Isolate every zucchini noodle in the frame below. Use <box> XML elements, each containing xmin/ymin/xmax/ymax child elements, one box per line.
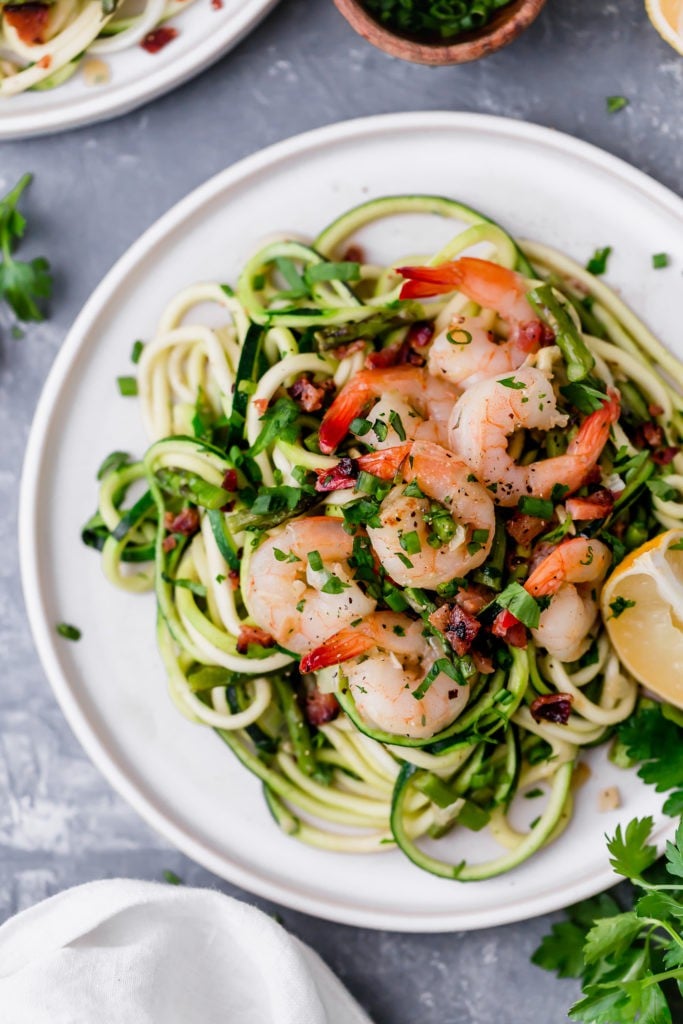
<box><xmin>0</xmin><ymin>0</ymin><xmax>194</xmax><ymax>96</ymax></box>
<box><xmin>83</xmin><ymin>195</ymin><xmax>683</xmax><ymax>882</ymax></box>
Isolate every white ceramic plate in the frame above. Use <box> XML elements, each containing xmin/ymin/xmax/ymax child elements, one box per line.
<box><xmin>0</xmin><ymin>0</ymin><xmax>278</xmax><ymax>139</ymax></box>
<box><xmin>20</xmin><ymin>113</ymin><xmax>683</xmax><ymax>931</ymax></box>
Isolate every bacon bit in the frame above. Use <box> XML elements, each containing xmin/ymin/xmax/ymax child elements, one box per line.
<box><xmin>331</xmin><ymin>339</ymin><xmax>366</xmax><ymax>361</ymax></box>
<box><xmin>455</xmin><ymin>584</ymin><xmax>493</xmax><ymax>617</ymax></box>
<box><xmin>3</xmin><ymin>3</ymin><xmax>49</xmax><ymax>45</ymax></box>
<box><xmin>236</xmin><ymin>624</ymin><xmax>275</xmax><ymax>654</ymax></box>
<box><xmin>365</xmin><ymin>342</ymin><xmax>401</xmax><ymax>370</ymax></box>
<box><xmin>429</xmin><ymin>603</ymin><xmax>481</xmax><ymax>656</ymax></box>
<box><xmin>343</xmin><ymin>244</ymin><xmax>365</xmax><ymax>264</ymax></box>
<box><xmin>653</xmin><ymin>446</ymin><xmax>678</xmax><ymax>465</ymax></box>
<box><xmin>638</xmin><ymin>421</ymin><xmax>665</xmax><ymax>449</ymax></box>
<box><xmin>491</xmin><ymin>609</ymin><xmax>527</xmax><ymax>649</ymax></box>
<box><xmin>315</xmin><ymin>456</ymin><xmax>358</xmax><ymax>492</ymax></box>
<box><xmin>514</xmin><ymin>320</ymin><xmax>555</xmax><ymax>349</ymax></box>
<box><xmin>228</xmin><ymin>569</ymin><xmax>240</xmax><ymax>591</ymax></box>
<box><xmin>304</xmin><ymin>685</ymin><xmax>339</xmax><ymax>726</ymax></box>
<box><xmin>530</xmin><ymin>693</ymin><xmax>574</xmax><ymax>725</ymax></box>
<box><xmin>211</xmin><ymin>0</ymin><xmax>223</xmax><ymax>8</ymax></box>
<box><xmin>37</xmin><ymin>54</ymin><xmax>51</xmax><ymax>69</ymax></box>
<box><xmin>252</xmin><ymin>397</ymin><xmax>268</xmax><ymax>415</ymax></box>
<box><xmin>506</xmin><ymin>512</ymin><xmax>550</xmax><ymax>547</ymax></box>
<box><xmin>472</xmin><ymin>650</ymin><xmax>495</xmax><ymax>675</ymax></box>
<box><xmin>162</xmin><ymin>535</ymin><xmax>177</xmax><ymax>553</ymax></box>
<box><xmin>222</xmin><ymin>468</ymin><xmax>238</xmax><ymax>492</ymax></box>
<box><xmin>288</xmin><ymin>374</ymin><xmax>335</xmax><ymax>413</ymax></box>
<box><xmin>565</xmin><ymin>488</ymin><xmax>614</xmax><ymax>521</ymax></box>
<box><xmin>141</xmin><ymin>25</ymin><xmax>178</xmax><ymax>52</ymax></box>
<box><xmin>164</xmin><ymin>508</ymin><xmax>200</xmax><ymax>536</ymax></box>
<box><xmin>648</xmin><ymin>403</ymin><xmax>664</xmax><ymax>418</ymax></box>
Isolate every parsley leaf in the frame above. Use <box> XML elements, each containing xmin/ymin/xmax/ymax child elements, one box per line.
<box><xmin>0</xmin><ymin>173</ymin><xmax>52</xmax><ymax>323</ymax></box>
<box><xmin>607</xmin><ymin>817</ymin><xmax>658</xmax><ymax>879</ymax></box>
<box><xmin>248</xmin><ymin>397</ymin><xmax>300</xmax><ymax>456</ymax></box>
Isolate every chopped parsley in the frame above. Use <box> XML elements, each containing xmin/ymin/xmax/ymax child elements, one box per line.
<box><xmin>586</xmin><ymin>246</ymin><xmax>612</xmax><ymax>275</ymax></box>
<box><xmin>608</xmin><ymin>596</ymin><xmax>636</xmax><ymax>618</ymax></box>
<box><xmin>606</xmin><ymin>95</ymin><xmax>629</xmax><ymax>114</ymax></box>
<box><xmin>56</xmin><ymin>622</ymin><xmax>81</xmax><ymax>641</ymax></box>
<box><xmin>652</xmin><ymin>252</ymin><xmax>670</xmax><ymax>269</ymax></box>
<box><xmin>498</xmin><ymin>377</ymin><xmax>526</xmax><ymax>390</ymax></box>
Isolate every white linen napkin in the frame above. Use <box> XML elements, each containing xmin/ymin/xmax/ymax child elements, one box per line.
<box><xmin>0</xmin><ymin>879</ymin><xmax>373</xmax><ymax>1024</ymax></box>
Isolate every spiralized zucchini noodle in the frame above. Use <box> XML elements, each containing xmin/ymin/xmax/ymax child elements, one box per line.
<box><xmin>0</xmin><ymin>0</ymin><xmax>192</xmax><ymax>95</ymax></box>
<box><xmin>83</xmin><ymin>195</ymin><xmax>683</xmax><ymax>881</ymax></box>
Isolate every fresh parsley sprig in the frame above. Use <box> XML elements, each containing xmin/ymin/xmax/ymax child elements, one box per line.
<box><xmin>534</xmin><ymin>817</ymin><xmax>683</xmax><ymax>1023</ymax></box>
<box><xmin>0</xmin><ymin>173</ymin><xmax>52</xmax><ymax>323</ymax></box>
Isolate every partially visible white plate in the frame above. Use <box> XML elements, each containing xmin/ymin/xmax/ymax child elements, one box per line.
<box><xmin>19</xmin><ymin>113</ymin><xmax>683</xmax><ymax>931</ymax></box>
<box><xmin>0</xmin><ymin>0</ymin><xmax>279</xmax><ymax>139</ymax></box>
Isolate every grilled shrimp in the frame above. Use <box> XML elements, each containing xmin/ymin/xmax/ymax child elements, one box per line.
<box><xmin>245</xmin><ymin>517</ymin><xmax>376</xmax><ymax>654</ymax></box>
<box><xmin>399</xmin><ymin>257</ymin><xmax>546</xmax><ymax>388</ymax></box>
<box><xmin>449</xmin><ymin>366</ymin><xmax>619</xmax><ymax>507</ymax></box>
<box><xmin>364</xmin><ymin>440</ymin><xmax>496</xmax><ymax>588</ymax></box>
<box><xmin>525</xmin><ymin>537</ymin><xmax>612</xmax><ymax>661</ymax></box>
<box><xmin>318</xmin><ymin>366</ymin><xmax>459</xmax><ymax>454</ymax></box>
<box><xmin>301</xmin><ymin>612</ymin><xmax>469</xmax><ymax>739</ymax></box>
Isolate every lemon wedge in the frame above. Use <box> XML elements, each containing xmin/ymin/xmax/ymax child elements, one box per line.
<box><xmin>646</xmin><ymin>0</ymin><xmax>683</xmax><ymax>55</ymax></box>
<box><xmin>601</xmin><ymin>529</ymin><xmax>683</xmax><ymax>707</ymax></box>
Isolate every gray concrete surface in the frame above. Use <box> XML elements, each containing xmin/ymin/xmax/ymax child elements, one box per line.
<box><xmin>1</xmin><ymin>0</ymin><xmax>682</xmax><ymax>1020</ymax></box>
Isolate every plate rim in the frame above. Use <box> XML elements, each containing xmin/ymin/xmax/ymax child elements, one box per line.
<box><xmin>0</xmin><ymin>0</ymin><xmax>280</xmax><ymax>140</ymax></box>
<box><xmin>19</xmin><ymin>111</ymin><xmax>683</xmax><ymax>931</ymax></box>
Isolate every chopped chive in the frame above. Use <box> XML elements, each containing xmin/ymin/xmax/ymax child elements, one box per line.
<box><xmin>130</xmin><ymin>340</ymin><xmax>144</xmax><ymax>364</ymax></box>
<box><xmin>586</xmin><ymin>246</ymin><xmax>612</xmax><ymax>276</ymax></box>
<box><xmin>56</xmin><ymin>622</ymin><xmax>81</xmax><ymax>641</ymax></box>
<box><xmin>117</xmin><ymin>375</ymin><xmax>138</xmax><ymax>396</ymax></box>
<box><xmin>606</xmin><ymin>96</ymin><xmax>628</xmax><ymax>114</ymax></box>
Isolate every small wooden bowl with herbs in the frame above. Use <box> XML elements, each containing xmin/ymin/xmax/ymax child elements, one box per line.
<box><xmin>334</xmin><ymin>0</ymin><xmax>548</xmax><ymax>66</ymax></box>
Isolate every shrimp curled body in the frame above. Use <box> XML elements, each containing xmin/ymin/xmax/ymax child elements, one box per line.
<box><xmin>449</xmin><ymin>366</ymin><xmax>619</xmax><ymax>507</ymax></box>
<box><xmin>525</xmin><ymin>537</ymin><xmax>612</xmax><ymax>661</ymax></box>
<box><xmin>366</xmin><ymin>440</ymin><xmax>496</xmax><ymax>589</ymax></box>
<box><xmin>301</xmin><ymin>612</ymin><xmax>469</xmax><ymax>740</ymax></box>
<box><xmin>245</xmin><ymin>517</ymin><xmax>376</xmax><ymax>655</ymax></box>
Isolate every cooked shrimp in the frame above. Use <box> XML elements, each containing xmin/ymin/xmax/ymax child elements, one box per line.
<box><xmin>318</xmin><ymin>366</ymin><xmax>459</xmax><ymax>455</ymax></box>
<box><xmin>300</xmin><ymin>612</ymin><xmax>469</xmax><ymax>739</ymax></box>
<box><xmin>245</xmin><ymin>516</ymin><xmax>376</xmax><ymax>654</ymax></box>
<box><xmin>364</xmin><ymin>440</ymin><xmax>496</xmax><ymax>588</ymax></box>
<box><xmin>449</xmin><ymin>366</ymin><xmax>619</xmax><ymax>507</ymax></box>
<box><xmin>398</xmin><ymin>258</ymin><xmax>545</xmax><ymax>389</ymax></box>
<box><xmin>525</xmin><ymin>538</ymin><xmax>611</xmax><ymax>661</ymax></box>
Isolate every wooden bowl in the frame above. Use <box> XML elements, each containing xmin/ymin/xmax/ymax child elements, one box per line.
<box><xmin>333</xmin><ymin>0</ymin><xmax>548</xmax><ymax>66</ymax></box>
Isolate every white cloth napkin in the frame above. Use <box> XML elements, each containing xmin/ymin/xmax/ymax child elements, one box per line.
<box><xmin>0</xmin><ymin>879</ymin><xmax>373</xmax><ymax>1024</ymax></box>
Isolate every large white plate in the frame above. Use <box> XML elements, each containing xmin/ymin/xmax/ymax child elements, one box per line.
<box><xmin>0</xmin><ymin>0</ymin><xmax>278</xmax><ymax>139</ymax></box>
<box><xmin>20</xmin><ymin>113</ymin><xmax>683</xmax><ymax>931</ymax></box>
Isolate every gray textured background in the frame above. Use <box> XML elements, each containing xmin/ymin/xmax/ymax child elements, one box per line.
<box><xmin>1</xmin><ymin>1</ymin><xmax>682</xmax><ymax>1020</ymax></box>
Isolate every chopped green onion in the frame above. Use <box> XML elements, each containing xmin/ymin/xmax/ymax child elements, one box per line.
<box><xmin>117</xmin><ymin>376</ymin><xmax>138</xmax><ymax>396</ymax></box>
<box><xmin>56</xmin><ymin>622</ymin><xmax>81</xmax><ymax>641</ymax></box>
<box><xmin>518</xmin><ymin>496</ymin><xmax>553</xmax><ymax>519</ymax></box>
<box><xmin>652</xmin><ymin>252</ymin><xmax>670</xmax><ymax>269</ymax></box>
<box><xmin>162</xmin><ymin>869</ymin><xmax>183</xmax><ymax>885</ymax></box>
<box><xmin>586</xmin><ymin>246</ymin><xmax>612</xmax><ymax>275</ymax></box>
<box><xmin>606</xmin><ymin>96</ymin><xmax>628</xmax><ymax>114</ymax></box>
<box><xmin>400</xmin><ymin>530</ymin><xmax>421</xmax><ymax>555</ymax></box>
<box><xmin>130</xmin><ymin>340</ymin><xmax>144</xmax><ymax>364</ymax></box>
<box><xmin>446</xmin><ymin>328</ymin><xmax>472</xmax><ymax>345</ymax></box>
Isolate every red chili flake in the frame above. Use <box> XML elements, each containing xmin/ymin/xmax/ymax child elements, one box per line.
<box><xmin>314</xmin><ymin>456</ymin><xmax>358</xmax><ymax>492</ymax></box>
<box><xmin>565</xmin><ymin>488</ymin><xmax>614</xmax><ymax>521</ymax></box>
<box><xmin>304</xmin><ymin>685</ymin><xmax>339</xmax><ymax>726</ymax></box>
<box><xmin>165</xmin><ymin>508</ymin><xmax>200</xmax><ymax>536</ymax></box>
<box><xmin>530</xmin><ymin>693</ymin><xmax>574</xmax><ymax>725</ymax></box>
<box><xmin>141</xmin><ymin>26</ymin><xmax>178</xmax><ymax>52</ymax></box>
<box><xmin>429</xmin><ymin>603</ymin><xmax>481</xmax><ymax>656</ymax></box>
<box><xmin>221</xmin><ymin>469</ymin><xmax>238</xmax><ymax>492</ymax></box>
<box><xmin>252</xmin><ymin>397</ymin><xmax>268</xmax><ymax>415</ymax></box>
<box><xmin>236</xmin><ymin>624</ymin><xmax>275</xmax><ymax>654</ymax></box>
<box><xmin>648</xmin><ymin>403</ymin><xmax>664</xmax><ymax>418</ymax></box>
<box><xmin>653</xmin><ymin>446</ymin><xmax>678</xmax><ymax>465</ymax></box>
<box><xmin>288</xmin><ymin>374</ymin><xmax>335</xmax><ymax>413</ymax></box>
<box><xmin>506</xmin><ymin>512</ymin><xmax>550</xmax><ymax>547</ymax></box>
<box><xmin>343</xmin><ymin>244</ymin><xmax>365</xmax><ymax>264</ymax></box>
<box><xmin>491</xmin><ymin>609</ymin><xmax>527</xmax><ymax>649</ymax></box>
<box><xmin>162</xmin><ymin>535</ymin><xmax>177</xmax><ymax>553</ymax></box>
<box><xmin>3</xmin><ymin>3</ymin><xmax>50</xmax><ymax>44</ymax></box>
<box><xmin>37</xmin><ymin>54</ymin><xmax>51</xmax><ymax>69</ymax></box>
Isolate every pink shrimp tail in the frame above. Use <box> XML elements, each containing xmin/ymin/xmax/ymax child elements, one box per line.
<box><xmin>318</xmin><ymin>379</ymin><xmax>371</xmax><ymax>454</ymax></box>
<box><xmin>300</xmin><ymin>629</ymin><xmax>375</xmax><ymax>673</ymax></box>
<box><xmin>356</xmin><ymin>443</ymin><xmax>412</xmax><ymax>480</ymax></box>
<box><xmin>524</xmin><ymin>539</ymin><xmax>574</xmax><ymax>597</ymax></box>
<box><xmin>569</xmin><ymin>390</ymin><xmax>620</xmax><ymax>458</ymax></box>
<box><xmin>398</xmin><ymin>261</ymin><xmax>466</xmax><ymax>300</ymax></box>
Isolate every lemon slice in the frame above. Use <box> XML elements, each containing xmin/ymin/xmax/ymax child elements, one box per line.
<box><xmin>601</xmin><ymin>529</ymin><xmax>683</xmax><ymax>707</ymax></box>
<box><xmin>646</xmin><ymin>0</ymin><xmax>683</xmax><ymax>55</ymax></box>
